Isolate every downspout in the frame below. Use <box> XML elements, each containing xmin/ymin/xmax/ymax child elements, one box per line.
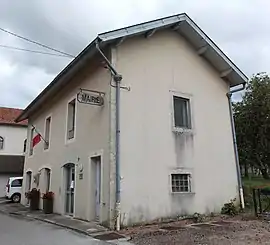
<box><xmin>95</xmin><ymin>41</ymin><xmax>122</xmax><ymax>231</ymax></box>
<box><xmin>227</xmin><ymin>83</ymin><xmax>246</xmax><ymax>209</ymax></box>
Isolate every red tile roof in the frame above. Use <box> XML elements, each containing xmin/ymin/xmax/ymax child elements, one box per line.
<box><xmin>0</xmin><ymin>107</ymin><xmax>28</xmax><ymax>126</ymax></box>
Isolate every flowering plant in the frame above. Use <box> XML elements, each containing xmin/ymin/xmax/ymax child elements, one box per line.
<box><xmin>25</xmin><ymin>188</ymin><xmax>40</xmax><ymax>199</ymax></box>
<box><xmin>42</xmin><ymin>191</ymin><xmax>54</xmax><ymax>200</ymax></box>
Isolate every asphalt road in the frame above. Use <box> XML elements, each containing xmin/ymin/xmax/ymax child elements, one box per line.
<box><xmin>0</xmin><ymin>213</ymin><xmax>109</xmax><ymax>245</ymax></box>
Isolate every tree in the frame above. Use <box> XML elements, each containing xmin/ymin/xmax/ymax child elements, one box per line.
<box><xmin>234</xmin><ymin>73</ymin><xmax>270</xmax><ymax>179</ymax></box>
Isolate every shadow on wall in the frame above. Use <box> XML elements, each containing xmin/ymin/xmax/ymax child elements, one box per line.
<box><xmin>0</xmin><ymin>155</ymin><xmax>24</xmax><ymax>174</ymax></box>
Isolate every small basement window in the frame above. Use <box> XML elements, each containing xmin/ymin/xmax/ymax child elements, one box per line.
<box><xmin>171</xmin><ymin>173</ymin><xmax>191</xmax><ymax>193</ymax></box>
<box><xmin>173</xmin><ymin>96</ymin><xmax>191</xmax><ymax>129</ymax></box>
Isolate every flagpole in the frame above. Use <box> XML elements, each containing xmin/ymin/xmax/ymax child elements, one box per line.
<box><xmin>31</xmin><ymin>125</ymin><xmax>48</xmax><ymax>145</ymax></box>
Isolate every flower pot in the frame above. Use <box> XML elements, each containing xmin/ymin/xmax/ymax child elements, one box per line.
<box><xmin>28</xmin><ymin>189</ymin><xmax>40</xmax><ymax>211</ymax></box>
<box><xmin>43</xmin><ymin>199</ymin><xmax>53</xmax><ymax>214</ymax></box>
<box><xmin>30</xmin><ymin>197</ymin><xmax>39</xmax><ymax>210</ymax></box>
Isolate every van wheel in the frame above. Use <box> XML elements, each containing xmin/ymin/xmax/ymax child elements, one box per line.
<box><xmin>11</xmin><ymin>193</ymin><xmax>21</xmax><ymax>203</ymax></box>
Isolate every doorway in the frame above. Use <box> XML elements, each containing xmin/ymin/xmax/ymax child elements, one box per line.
<box><xmin>25</xmin><ymin>171</ymin><xmax>32</xmax><ymax>205</ymax></box>
<box><xmin>91</xmin><ymin>156</ymin><xmax>101</xmax><ymax>221</ymax></box>
<box><xmin>64</xmin><ymin>163</ymin><xmax>75</xmax><ymax>215</ymax></box>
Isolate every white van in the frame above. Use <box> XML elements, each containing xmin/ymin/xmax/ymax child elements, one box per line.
<box><xmin>5</xmin><ymin>177</ymin><xmax>23</xmax><ymax>203</ymax></box>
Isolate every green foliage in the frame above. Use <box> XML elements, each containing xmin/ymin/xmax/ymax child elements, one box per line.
<box><xmin>221</xmin><ymin>199</ymin><xmax>238</xmax><ymax>215</ymax></box>
<box><xmin>192</xmin><ymin>212</ymin><xmax>204</xmax><ymax>223</ymax></box>
<box><xmin>234</xmin><ymin>73</ymin><xmax>270</xmax><ymax>179</ymax></box>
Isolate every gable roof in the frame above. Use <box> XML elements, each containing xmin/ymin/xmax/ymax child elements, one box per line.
<box><xmin>0</xmin><ymin>107</ymin><xmax>27</xmax><ymax>126</ymax></box>
<box><xmin>16</xmin><ymin>13</ymin><xmax>248</xmax><ymax>122</ymax></box>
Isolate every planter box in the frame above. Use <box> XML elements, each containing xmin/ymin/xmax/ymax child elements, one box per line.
<box><xmin>30</xmin><ymin>197</ymin><xmax>39</xmax><ymax>211</ymax></box>
<box><xmin>43</xmin><ymin>199</ymin><xmax>53</xmax><ymax>214</ymax></box>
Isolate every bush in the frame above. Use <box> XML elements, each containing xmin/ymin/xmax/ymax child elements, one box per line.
<box><xmin>42</xmin><ymin>191</ymin><xmax>54</xmax><ymax>200</ymax></box>
<box><xmin>25</xmin><ymin>188</ymin><xmax>40</xmax><ymax>200</ymax></box>
<box><xmin>192</xmin><ymin>212</ymin><xmax>204</xmax><ymax>223</ymax></box>
<box><xmin>221</xmin><ymin>199</ymin><xmax>238</xmax><ymax>215</ymax></box>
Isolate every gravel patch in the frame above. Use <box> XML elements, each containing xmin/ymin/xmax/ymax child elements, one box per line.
<box><xmin>121</xmin><ymin>217</ymin><xmax>270</xmax><ymax>244</ymax></box>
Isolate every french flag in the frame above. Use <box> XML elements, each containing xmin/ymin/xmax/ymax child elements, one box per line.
<box><xmin>32</xmin><ymin>134</ymin><xmax>41</xmax><ymax>147</ymax></box>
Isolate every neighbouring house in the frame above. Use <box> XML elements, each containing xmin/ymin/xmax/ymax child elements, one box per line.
<box><xmin>16</xmin><ymin>13</ymin><xmax>248</xmax><ymax>228</ymax></box>
<box><xmin>0</xmin><ymin>107</ymin><xmax>27</xmax><ymax>197</ymax></box>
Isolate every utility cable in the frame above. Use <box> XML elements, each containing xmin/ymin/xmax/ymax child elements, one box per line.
<box><xmin>0</xmin><ymin>27</ymin><xmax>76</xmax><ymax>58</ymax></box>
<box><xmin>0</xmin><ymin>44</ymin><xmax>73</xmax><ymax>58</ymax></box>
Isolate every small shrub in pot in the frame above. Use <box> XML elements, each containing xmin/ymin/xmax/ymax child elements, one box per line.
<box><xmin>25</xmin><ymin>188</ymin><xmax>40</xmax><ymax>210</ymax></box>
<box><xmin>42</xmin><ymin>191</ymin><xmax>54</xmax><ymax>214</ymax></box>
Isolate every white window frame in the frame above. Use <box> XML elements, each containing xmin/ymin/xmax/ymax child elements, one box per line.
<box><xmin>29</xmin><ymin>126</ymin><xmax>35</xmax><ymax>157</ymax></box>
<box><xmin>43</xmin><ymin>114</ymin><xmax>52</xmax><ymax>151</ymax></box>
<box><xmin>0</xmin><ymin>136</ymin><xmax>4</xmax><ymax>150</ymax></box>
<box><xmin>88</xmin><ymin>149</ymin><xmax>104</xmax><ymax>221</ymax></box>
<box><xmin>169</xmin><ymin>168</ymin><xmax>195</xmax><ymax>194</ymax></box>
<box><xmin>170</xmin><ymin>90</ymin><xmax>194</xmax><ymax>134</ymax></box>
<box><xmin>23</xmin><ymin>139</ymin><xmax>27</xmax><ymax>153</ymax></box>
<box><xmin>44</xmin><ymin>168</ymin><xmax>51</xmax><ymax>192</ymax></box>
<box><xmin>65</xmin><ymin>96</ymin><xmax>77</xmax><ymax>144</ymax></box>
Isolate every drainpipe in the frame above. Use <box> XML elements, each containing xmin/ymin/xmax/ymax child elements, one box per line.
<box><xmin>227</xmin><ymin>83</ymin><xmax>246</xmax><ymax>209</ymax></box>
<box><xmin>95</xmin><ymin>41</ymin><xmax>122</xmax><ymax>231</ymax></box>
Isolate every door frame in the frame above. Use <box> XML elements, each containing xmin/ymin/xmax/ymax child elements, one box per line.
<box><xmin>89</xmin><ymin>150</ymin><xmax>103</xmax><ymax>222</ymax></box>
<box><xmin>63</xmin><ymin>163</ymin><xmax>76</xmax><ymax>216</ymax></box>
<box><xmin>25</xmin><ymin>170</ymin><xmax>32</xmax><ymax>205</ymax></box>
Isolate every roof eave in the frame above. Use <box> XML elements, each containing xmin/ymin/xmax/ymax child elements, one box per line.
<box><xmin>0</xmin><ymin>122</ymin><xmax>28</xmax><ymax>127</ymax></box>
<box><xmin>16</xmin><ymin>38</ymin><xmax>99</xmax><ymax>122</ymax></box>
<box><xmin>16</xmin><ymin>13</ymin><xmax>248</xmax><ymax>122</ymax></box>
<box><xmin>98</xmin><ymin>13</ymin><xmax>248</xmax><ymax>87</ymax></box>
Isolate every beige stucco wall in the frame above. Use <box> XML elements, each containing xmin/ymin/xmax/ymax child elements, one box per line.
<box><xmin>21</xmin><ymin>60</ymin><xmax>112</xmax><ymax>224</ymax></box>
<box><xmin>115</xmin><ymin>30</ymin><xmax>238</xmax><ymax>226</ymax></box>
<box><xmin>0</xmin><ymin>125</ymin><xmax>27</xmax><ymax>155</ymax></box>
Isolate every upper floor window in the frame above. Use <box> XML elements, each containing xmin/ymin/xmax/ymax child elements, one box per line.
<box><xmin>173</xmin><ymin>96</ymin><xmax>191</xmax><ymax>129</ymax></box>
<box><xmin>67</xmin><ymin>99</ymin><xmax>76</xmax><ymax>140</ymax></box>
<box><xmin>0</xmin><ymin>136</ymin><xmax>3</xmax><ymax>150</ymax></box>
<box><xmin>44</xmin><ymin>168</ymin><xmax>51</xmax><ymax>192</ymax></box>
<box><xmin>44</xmin><ymin>116</ymin><xmax>51</xmax><ymax>150</ymax></box>
<box><xmin>29</xmin><ymin>127</ymin><xmax>34</xmax><ymax>156</ymax></box>
<box><xmin>23</xmin><ymin>139</ymin><xmax>27</xmax><ymax>153</ymax></box>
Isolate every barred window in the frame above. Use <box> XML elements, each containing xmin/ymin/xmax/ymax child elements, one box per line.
<box><xmin>171</xmin><ymin>174</ymin><xmax>191</xmax><ymax>193</ymax></box>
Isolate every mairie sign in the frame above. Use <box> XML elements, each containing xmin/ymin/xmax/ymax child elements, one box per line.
<box><xmin>77</xmin><ymin>89</ymin><xmax>104</xmax><ymax>106</ymax></box>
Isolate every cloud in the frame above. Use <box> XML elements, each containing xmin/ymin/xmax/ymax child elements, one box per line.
<box><xmin>0</xmin><ymin>0</ymin><xmax>269</xmax><ymax>107</ymax></box>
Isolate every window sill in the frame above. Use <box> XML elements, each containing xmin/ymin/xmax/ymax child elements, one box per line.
<box><xmin>171</xmin><ymin>192</ymin><xmax>195</xmax><ymax>195</ymax></box>
<box><xmin>172</xmin><ymin>127</ymin><xmax>194</xmax><ymax>135</ymax></box>
<box><xmin>65</xmin><ymin>137</ymin><xmax>75</xmax><ymax>145</ymax></box>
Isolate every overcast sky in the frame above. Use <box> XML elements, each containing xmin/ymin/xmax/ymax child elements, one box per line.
<box><xmin>0</xmin><ymin>0</ymin><xmax>269</xmax><ymax>108</ymax></box>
